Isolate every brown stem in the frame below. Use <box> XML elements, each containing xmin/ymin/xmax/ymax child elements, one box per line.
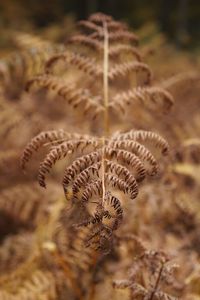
<box><xmin>103</xmin><ymin>21</ymin><xmax>109</xmax><ymax>136</ymax></box>
<box><xmin>101</xmin><ymin>22</ymin><xmax>109</xmax><ymax>205</ymax></box>
<box><xmin>149</xmin><ymin>263</ymin><xmax>164</xmax><ymax>300</ymax></box>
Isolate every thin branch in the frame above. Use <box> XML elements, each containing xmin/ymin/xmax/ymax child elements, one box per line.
<box><xmin>103</xmin><ymin>21</ymin><xmax>109</xmax><ymax>136</ymax></box>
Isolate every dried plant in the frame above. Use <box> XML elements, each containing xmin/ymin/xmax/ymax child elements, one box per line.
<box><xmin>1</xmin><ymin>11</ymin><xmax>200</xmax><ymax>300</ymax></box>
<box><xmin>113</xmin><ymin>250</ymin><xmax>182</xmax><ymax>300</ymax></box>
<box><xmin>19</xmin><ymin>13</ymin><xmax>171</xmax><ymax>258</ymax></box>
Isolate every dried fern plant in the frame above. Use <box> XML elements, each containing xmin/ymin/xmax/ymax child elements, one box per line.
<box><xmin>2</xmin><ymin>11</ymin><xmax>200</xmax><ymax>300</ymax></box>
<box><xmin>21</xmin><ymin>13</ymin><xmax>171</xmax><ymax>253</ymax></box>
<box><xmin>113</xmin><ymin>250</ymin><xmax>182</xmax><ymax>300</ymax></box>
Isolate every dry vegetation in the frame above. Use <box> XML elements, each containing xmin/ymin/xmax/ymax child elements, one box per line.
<box><xmin>0</xmin><ymin>12</ymin><xmax>200</xmax><ymax>300</ymax></box>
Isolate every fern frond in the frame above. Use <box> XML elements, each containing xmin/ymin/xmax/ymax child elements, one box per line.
<box><xmin>91</xmin><ymin>30</ymin><xmax>139</xmax><ymax>45</ymax></box>
<box><xmin>103</xmin><ymin>20</ymin><xmax>128</xmax><ymax>31</ymax></box>
<box><xmin>20</xmin><ymin>129</ymin><xmax>90</xmax><ymax>170</ymax></box>
<box><xmin>109</xmin><ymin>44</ymin><xmax>141</xmax><ymax>60</ymax></box>
<box><xmin>37</xmin><ymin>139</ymin><xmax>101</xmax><ymax>187</ymax></box>
<box><xmin>68</xmin><ymin>34</ymin><xmax>102</xmax><ymax>51</ymax></box>
<box><xmin>115</xmin><ymin>130</ymin><xmax>169</xmax><ymax>154</ymax></box>
<box><xmin>108</xmin><ymin>140</ymin><xmax>159</xmax><ymax>175</ymax></box>
<box><xmin>108</xmin><ymin>61</ymin><xmax>152</xmax><ymax>83</ymax></box>
<box><xmin>88</xmin><ymin>12</ymin><xmax>113</xmax><ymax>24</ymax></box>
<box><xmin>45</xmin><ymin>51</ymin><xmax>102</xmax><ymax>77</ymax></box>
<box><xmin>78</xmin><ymin>20</ymin><xmax>102</xmax><ymax>33</ymax></box>
<box><xmin>25</xmin><ymin>75</ymin><xmax>104</xmax><ymax>119</ymax></box>
<box><xmin>81</xmin><ymin>15</ymin><xmax>127</xmax><ymax>32</ymax></box>
<box><xmin>109</xmin><ymin>86</ymin><xmax>174</xmax><ymax>114</ymax></box>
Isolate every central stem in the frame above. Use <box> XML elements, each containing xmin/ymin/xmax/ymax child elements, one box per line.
<box><xmin>103</xmin><ymin>21</ymin><xmax>109</xmax><ymax>136</ymax></box>
<box><xmin>149</xmin><ymin>263</ymin><xmax>164</xmax><ymax>300</ymax></box>
<box><xmin>102</xmin><ymin>21</ymin><xmax>109</xmax><ymax>204</ymax></box>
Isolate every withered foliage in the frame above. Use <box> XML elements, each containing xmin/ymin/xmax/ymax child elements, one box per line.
<box><xmin>113</xmin><ymin>250</ymin><xmax>181</xmax><ymax>300</ymax></box>
<box><xmin>23</xmin><ymin>12</ymin><xmax>173</xmax><ymax>131</ymax></box>
<box><xmin>0</xmin><ymin>12</ymin><xmax>200</xmax><ymax>300</ymax></box>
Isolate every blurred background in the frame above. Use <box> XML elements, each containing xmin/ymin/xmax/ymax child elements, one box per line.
<box><xmin>0</xmin><ymin>0</ymin><xmax>199</xmax><ymax>49</ymax></box>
